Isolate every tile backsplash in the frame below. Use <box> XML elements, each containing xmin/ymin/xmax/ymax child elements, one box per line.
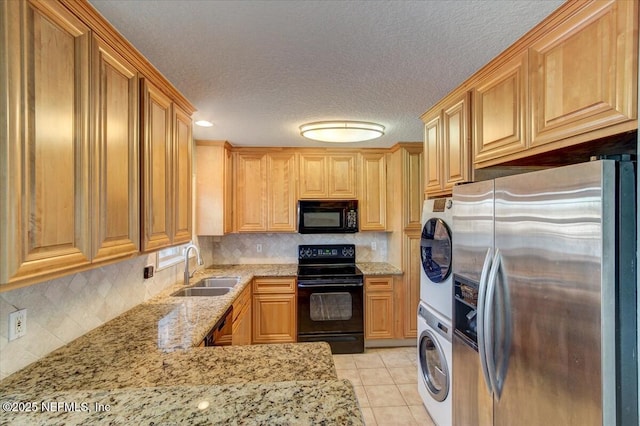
<box><xmin>0</xmin><ymin>254</ymin><xmax>181</xmax><ymax>380</ymax></box>
<box><xmin>198</xmin><ymin>232</ymin><xmax>388</xmax><ymax>265</ymax></box>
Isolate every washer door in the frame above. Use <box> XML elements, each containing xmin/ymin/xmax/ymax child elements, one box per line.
<box><xmin>419</xmin><ymin>328</ymin><xmax>450</xmax><ymax>402</ymax></box>
<box><xmin>421</xmin><ymin>218</ymin><xmax>452</xmax><ymax>283</ymax></box>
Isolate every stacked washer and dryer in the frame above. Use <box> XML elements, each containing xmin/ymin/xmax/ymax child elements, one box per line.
<box><xmin>417</xmin><ymin>197</ymin><xmax>453</xmax><ymax>426</ymax></box>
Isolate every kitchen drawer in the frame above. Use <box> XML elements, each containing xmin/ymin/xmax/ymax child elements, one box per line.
<box><xmin>364</xmin><ymin>276</ymin><xmax>394</xmax><ymax>292</ymax></box>
<box><xmin>253</xmin><ymin>277</ymin><xmax>296</xmax><ymax>294</ymax></box>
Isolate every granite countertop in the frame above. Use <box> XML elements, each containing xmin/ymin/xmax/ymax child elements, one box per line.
<box><xmin>2</xmin><ymin>380</ymin><xmax>362</xmax><ymax>425</ymax></box>
<box><xmin>0</xmin><ymin>264</ymin><xmax>363</xmax><ymax>425</ymax></box>
<box><xmin>357</xmin><ymin>262</ymin><xmax>403</xmax><ymax>275</ymax></box>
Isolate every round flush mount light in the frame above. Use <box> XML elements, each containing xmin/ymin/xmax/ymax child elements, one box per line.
<box><xmin>195</xmin><ymin>120</ymin><xmax>213</xmax><ymax>127</ymax></box>
<box><xmin>299</xmin><ymin>120</ymin><xmax>385</xmax><ymax>143</ymax></box>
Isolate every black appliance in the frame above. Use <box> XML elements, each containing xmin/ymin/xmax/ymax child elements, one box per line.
<box><xmin>297</xmin><ymin>244</ymin><xmax>364</xmax><ymax>353</ymax></box>
<box><xmin>297</xmin><ymin>200</ymin><xmax>358</xmax><ymax>234</ymax></box>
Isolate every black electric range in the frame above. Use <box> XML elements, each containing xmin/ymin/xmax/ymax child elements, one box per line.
<box><xmin>296</xmin><ymin>244</ymin><xmax>364</xmax><ymax>354</ymax></box>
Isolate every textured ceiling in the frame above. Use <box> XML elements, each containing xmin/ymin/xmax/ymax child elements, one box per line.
<box><xmin>89</xmin><ymin>0</ymin><xmax>564</xmax><ymax>148</ymax></box>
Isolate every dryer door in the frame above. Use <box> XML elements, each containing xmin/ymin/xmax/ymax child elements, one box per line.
<box><xmin>421</xmin><ymin>218</ymin><xmax>452</xmax><ymax>283</ymax></box>
<box><xmin>419</xmin><ymin>328</ymin><xmax>450</xmax><ymax>402</ymax></box>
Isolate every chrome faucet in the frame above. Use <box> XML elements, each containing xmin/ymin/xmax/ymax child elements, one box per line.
<box><xmin>184</xmin><ymin>243</ymin><xmax>204</xmax><ymax>285</ymax></box>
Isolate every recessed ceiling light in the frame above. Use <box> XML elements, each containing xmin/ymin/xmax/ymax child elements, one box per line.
<box><xmin>299</xmin><ymin>121</ymin><xmax>385</xmax><ymax>143</ymax></box>
<box><xmin>195</xmin><ymin>120</ymin><xmax>213</xmax><ymax>127</ymax></box>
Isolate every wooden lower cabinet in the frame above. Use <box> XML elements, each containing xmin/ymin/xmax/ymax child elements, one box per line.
<box><xmin>232</xmin><ymin>284</ymin><xmax>252</xmax><ymax>345</ymax></box>
<box><xmin>252</xmin><ymin>277</ymin><xmax>297</xmax><ymax>344</ymax></box>
<box><xmin>365</xmin><ymin>276</ymin><xmax>396</xmax><ymax>340</ymax></box>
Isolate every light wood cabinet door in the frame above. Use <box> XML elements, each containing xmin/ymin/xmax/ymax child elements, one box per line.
<box><xmin>473</xmin><ymin>51</ymin><xmax>528</xmax><ymax>166</ymax></box>
<box><xmin>443</xmin><ymin>91</ymin><xmax>471</xmax><ymax>191</ymax></box>
<box><xmin>232</xmin><ymin>284</ymin><xmax>252</xmax><ymax>345</ymax></box>
<box><xmin>235</xmin><ymin>153</ymin><xmax>267</xmax><ymax>232</ymax></box>
<box><xmin>141</xmin><ymin>79</ymin><xmax>173</xmax><ymax>252</ymax></box>
<box><xmin>1</xmin><ymin>0</ymin><xmax>91</xmax><ymax>286</ymax></box>
<box><xmin>90</xmin><ymin>34</ymin><xmax>139</xmax><ymax>263</ymax></box>
<box><xmin>299</xmin><ymin>153</ymin><xmax>357</xmax><ymax>199</ymax></box>
<box><xmin>252</xmin><ymin>293</ymin><xmax>297</xmax><ymax>343</ymax></box>
<box><xmin>328</xmin><ymin>154</ymin><xmax>357</xmax><ymax>198</ymax></box>
<box><xmin>402</xmin><ymin>232</ymin><xmax>421</xmax><ymax>338</ymax></box>
<box><xmin>530</xmin><ymin>0</ymin><xmax>638</xmax><ymax>147</ymax></box>
<box><xmin>267</xmin><ymin>153</ymin><xmax>297</xmax><ymax>232</ymax></box>
<box><xmin>423</xmin><ymin>90</ymin><xmax>471</xmax><ymax>197</ymax></box>
<box><xmin>195</xmin><ymin>141</ymin><xmax>233</xmax><ymax>235</ymax></box>
<box><xmin>423</xmin><ymin>112</ymin><xmax>442</xmax><ymax>195</ymax></box>
<box><xmin>365</xmin><ymin>276</ymin><xmax>395</xmax><ymax>340</ymax></box>
<box><xmin>172</xmin><ymin>104</ymin><xmax>192</xmax><ymax>244</ymax></box>
<box><xmin>224</xmin><ymin>147</ymin><xmax>234</xmax><ymax>233</ymax></box>
<box><xmin>359</xmin><ymin>153</ymin><xmax>387</xmax><ymax>231</ymax></box>
<box><xmin>298</xmin><ymin>154</ymin><xmax>327</xmax><ymax>198</ymax></box>
<box><xmin>403</xmin><ymin>147</ymin><xmax>424</xmax><ymax>229</ymax></box>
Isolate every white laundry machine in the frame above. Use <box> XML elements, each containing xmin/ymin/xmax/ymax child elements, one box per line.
<box><xmin>420</xmin><ymin>198</ymin><xmax>453</xmax><ymax>319</ymax></box>
<box><xmin>417</xmin><ymin>301</ymin><xmax>452</xmax><ymax>426</ymax></box>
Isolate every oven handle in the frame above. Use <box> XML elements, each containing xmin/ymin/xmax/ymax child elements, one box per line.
<box><xmin>297</xmin><ymin>281</ymin><xmax>363</xmax><ymax>287</ymax></box>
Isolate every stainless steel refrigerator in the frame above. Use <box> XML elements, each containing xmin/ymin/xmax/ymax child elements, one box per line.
<box><xmin>451</xmin><ymin>159</ymin><xmax>637</xmax><ymax>426</ymax></box>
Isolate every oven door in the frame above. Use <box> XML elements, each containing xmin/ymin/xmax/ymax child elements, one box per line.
<box><xmin>297</xmin><ymin>279</ymin><xmax>364</xmax><ymax>353</ymax></box>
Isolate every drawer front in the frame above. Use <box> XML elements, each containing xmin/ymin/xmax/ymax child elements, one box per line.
<box><xmin>253</xmin><ymin>277</ymin><xmax>296</xmax><ymax>294</ymax></box>
<box><xmin>364</xmin><ymin>276</ymin><xmax>394</xmax><ymax>292</ymax></box>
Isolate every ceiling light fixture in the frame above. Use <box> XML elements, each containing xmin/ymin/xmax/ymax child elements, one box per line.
<box><xmin>195</xmin><ymin>120</ymin><xmax>213</xmax><ymax>127</ymax></box>
<box><xmin>299</xmin><ymin>120</ymin><xmax>385</xmax><ymax>143</ymax></box>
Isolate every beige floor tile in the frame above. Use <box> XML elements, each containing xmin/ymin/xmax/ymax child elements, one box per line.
<box><xmin>364</xmin><ymin>384</ymin><xmax>407</xmax><ymax>407</ymax></box>
<box><xmin>397</xmin><ymin>384</ymin><xmax>423</xmax><ymax>406</ymax></box>
<box><xmin>352</xmin><ymin>385</ymin><xmax>370</xmax><ymax>408</ymax></box>
<box><xmin>333</xmin><ymin>354</ymin><xmax>357</xmax><ymax>370</ymax></box>
<box><xmin>359</xmin><ymin>367</ymin><xmax>395</xmax><ymax>385</ymax></box>
<box><xmin>336</xmin><ymin>368</ymin><xmax>363</xmax><ymax>386</ymax></box>
<box><xmin>360</xmin><ymin>407</ymin><xmax>378</xmax><ymax>425</ymax></box>
<box><xmin>372</xmin><ymin>406</ymin><xmax>418</xmax><ymax>425</ymax></box>
<box><xmin>389</xmin><ymin>366</ymin><xmax>418</xmax><ymax>384</ymax></box>
<box><xmin>380</xmin><ymin>351</ymin><xmax>416</xmax><ymax>368</ymax></box>
<box><xmin>408</xmin><ymin>405</ymin><xmax>436</xmax><ymax>426</ymax></box>
<box><xmin>353</xmin><ymin>352</ymin><xmax>386</xmax><ymax>369</ymax></box>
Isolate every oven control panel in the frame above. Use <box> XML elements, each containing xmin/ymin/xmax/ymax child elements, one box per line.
<box><xmin>298</xmin><ymin>244</ymin><xmax>356</xmax><ymax>261</ymax></box>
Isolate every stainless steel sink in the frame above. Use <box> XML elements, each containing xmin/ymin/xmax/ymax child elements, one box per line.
<box><xmin>171</xmin><ymin>287</ymin><xmax>231</xmax><ymax>297</ymax></box>
<box><xmin>192</xmin><ymin>277</ymin><xmax>239</xmax><ymax>288</ymax></box>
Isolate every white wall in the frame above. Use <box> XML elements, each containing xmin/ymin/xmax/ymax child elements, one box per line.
<box><xmin>0</xmin><ymin>254</ymin><xmax>181</xmax><ymax>380</ymax></box>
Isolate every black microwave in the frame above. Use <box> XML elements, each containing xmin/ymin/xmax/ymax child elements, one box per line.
<box><xmin>297</xmin><ymin>200</ymin><xmax>358</xmax><ymax>234</ymax></box>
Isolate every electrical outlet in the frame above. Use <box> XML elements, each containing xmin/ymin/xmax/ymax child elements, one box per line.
<box><xmin>371</xmin><ymin>242</ymin><xmax>377</xmax><ymax>251</ymax></box>
<box><xmin>256</xmin><ymin>243</ymin><xmax>263</xmax><ymax>253</ymax></box>
<box><xmin>8</xmin><ymin>309</ymin><xmax>27</xmax><ymax>341</ymax></box>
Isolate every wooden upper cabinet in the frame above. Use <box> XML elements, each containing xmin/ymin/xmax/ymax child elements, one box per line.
<box><xmin>299</xmin><ymin>153</ymin><xmax>357</xmax><ymax>199</ymax></box>
<box><xmin>1</xmin><ymin>0</ymin><xmax>92</xmax><ymax>286</ymax></box>
<box><xmin>328</xmin><ymin>155</ymin><xmax>358</xmax><ymax>198</ymax></box>
<box><xmin>443</xmin><ymin>92</ymin><xmax>471</xmax><ymax>189</ymax></box>
<box><xmin>267</xmin><ymin>153</ymin><xmax>297</xmax><ymax>232</ymax></box>
<box><xmin>172</xmin><ymin>105</ymin><xmax>193</xmax><ymax>244</ymax></box>
<box><xmin>195</xmin><ymin>141</ymin><xmax>233</xmax><ymax>236</ymax></box>
<box><xmin>298</xmin><ymin>154</ymin><xmax>327</xmax><ymax>198</ymax></box>
<box><xmin>359</xmin><ymin>153</ymin><xmax>387</xmax><ymax>231</ymax></box>
<box><xmin>235</xmin><ymin>152</ymin><xmax>267</xmax><ymax>232</ymax></box>
<box><xmin>91</xmin><ymin>34</ymin><xmax>140</xmax><ymax>263</ymax></box>
<box><xmin>402</xmin><ymin>146</ymin><xmax>424</xmax><ymax>229</ymax></box>
<box><xmin>423</xmin><ymin>112</ymin><xmax>442</xmax><ymax>194</ymax></box>
<box><xmin>473</xmin><ymin>51</ymin><xmax>528</xmax><ymax>166</ymax></box>
<box><xmin>422</xmin><ymin>89</ymin><xmax>471</xmax><ymax>198</ymax></box>
<box><xmin>141</xmin><ymin>79</ymin><xmax>173</xmax><ymax>252</ymax></box>
<box><xmin>530</xmin><ymin>0</ymin><xmax>637</xmax><ymax>147</ymax></box>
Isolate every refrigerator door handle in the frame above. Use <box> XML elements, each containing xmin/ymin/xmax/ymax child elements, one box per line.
<box><xmin>485</xmin><ymin>249</ymin><xmax>512</xmax><ymax>399</ymax></box>
<box><xmin>484</xmin><ymin>249</ymin><xmax>501</xmax><ymax>397</ymax></box>
<box><xmin>476</xmin><ymin>247</ymin><xmax>494</xmax><ymax>394</ymax></box>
